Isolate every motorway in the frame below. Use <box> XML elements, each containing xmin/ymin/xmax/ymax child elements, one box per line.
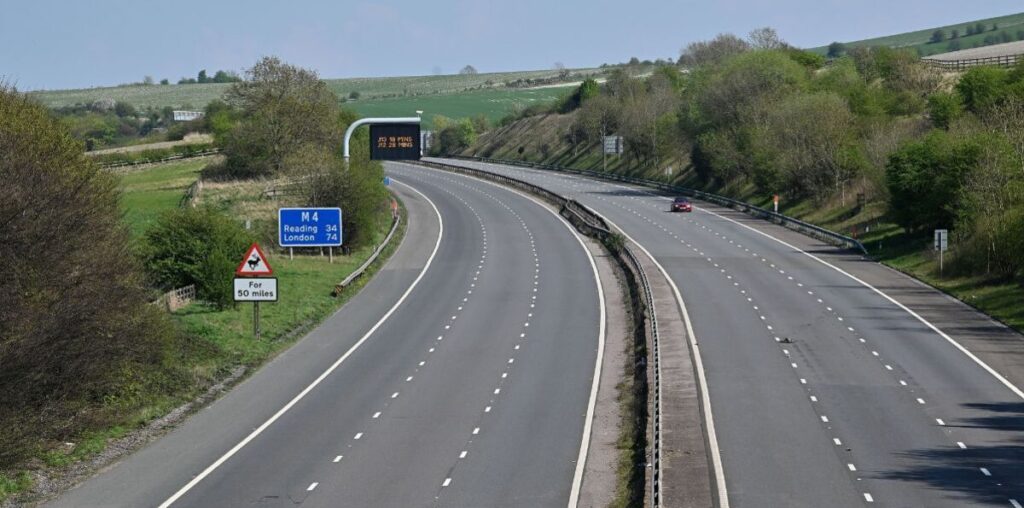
<box><xmin>51</xmin><ymin>163</ymin><xmax>604</xmax><ymax>507</ymax></box>
<box><xmin>431</xmin><ymin>157</ymin><xmax>1024</xmax><ymax>508</ymax></box>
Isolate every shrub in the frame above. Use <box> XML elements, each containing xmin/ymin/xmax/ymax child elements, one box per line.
<box><xmin>928</xmin><ymin>92</ymin><xmax>964</xmax><ymax>129</ymax></box>
<box><xmin>0</xmin><ymin>87</ymin><xmax>177</xmax><ymax>467</ymax></box>
<box><xmin>142</xmin><ymin>207</ymin><xmax>255</xmax><ymax>309</ymax></box>
<box><xmin>886</xmin><ymin>131</ymin><xmax>980</xmax><ymax>233</ymax></box>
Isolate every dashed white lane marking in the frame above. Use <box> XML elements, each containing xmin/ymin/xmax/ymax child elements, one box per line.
<box><xmin>307</xmin><ymin>482</ymin><xmax>318</xmax><ymax>492</ymax></box>
<box><xmin>333</xmin><ymin>455</ymin><xmax>342</xmax><ymax>463</ymax></box>
<box><xmin>980</xmin><ymin>467</ymin><xmax>992</xmax><ymax>476</ymax></box>
<box><xmin>156</xmin><ymin>179</ymin><xmax>445</xmax><ymax>508</ymax></box>
<box><xmin>864</xmin><ymin>493</ymin><xmax>874</xmax><ymax>503</ymax></box>
<box><xmin>442</xmin><ymin>478</ymin><xmax>452</xmax><ymax>487</ymax></box>
<box><xmin>1010</xmin><ymin>498</ymin><xmax>1022</xmax><ymax>508</ymax></box>
<box><xmin>372</xmin><ymin>412</ymin><xmax>381</xmax><ymax>419</ymax></box>
<box><xmin>834</xmin><ymin>438</ymin><xmax>843</xmax><ymax>445</ymax></box>
<box><xmin>820</xmin><ymin>415</ymin><xmax>829</xmax><ymax>423</ymax></box>
<box><xmin>916</xmin><ymin>398</ymin><xmax>926</xmax><ymax>404</ymax></box>
<box><xmin>847</xmin><ymin>463</ymin><xmax>857</xmax><ymax>471</ymax></box>
<box><xmin>472</xmin><ymin>427</ymin><xmax>480</xmax><ymax>435</ymax></box>
<box><xmin>354</xmin><ymin>433</ymin><xmax>363</xmax><ymax>440</ymax></box>
<box><xmin>459</xmin><ymin>451</ymin><xmax>468</xmax><ymax>459</ymax></box>
<box><xmin>957</xmin><ymin>441</ymin><xmax>967</xmax><ymax>449</ymax></box>
<box><xmin>391</xmin><ymin>392</ymin><xmax>399</xmax><ymax>399</ymax></box>
<box><xmin>936</xmin><ymin>418</ymin><xmax>946</xmax><ymax>426</ymax></box>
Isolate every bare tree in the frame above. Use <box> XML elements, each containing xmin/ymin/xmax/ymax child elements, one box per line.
<box><xmin>748</xmin><ymin>27</ymin><xmax>786</xmax><ymax>49</ymax></box>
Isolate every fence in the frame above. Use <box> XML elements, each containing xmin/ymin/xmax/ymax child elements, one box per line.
<box><xmin>443</xmin><ymin>155</ymin><xmax>868</xmax><ymax>255</ymax></box>
<box><xmin>923</xmin><ymin>53</ymin><xmax>1023</xmax><ymax>70</ymax></box>
<box><xmin>154</xmin><ymin>284</ymin><xmax>196</xmax><ymax>312</ymax></box>
<box><xmin>98</xmin><ymin>148</ymin><xmax>222</xmax><ymax>170</ymax></box>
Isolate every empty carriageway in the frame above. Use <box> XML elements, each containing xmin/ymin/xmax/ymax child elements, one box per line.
<box><xmin>432</xmin><ymin>157</ymin><xmax>1024</xmax><ymax>508</ymax></box>
<box><xmin>51</xmin><ymin>161</ymin><xmax>605</xmax><ymax>508</ymax></box>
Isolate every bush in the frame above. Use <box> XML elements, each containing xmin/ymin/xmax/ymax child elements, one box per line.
<box><xmin>142</xmin><ymin>207</ymin><xmax>255</xmax><ymax>309</ymax></box>
<box><xmin>0</xmin><ymin>87</ymin><xmax>178</xmax><ymax>468</ymax></box>
<box><xmin>928</xmin><ymin>92</ymin><xmax>963</xmax><ymax>129</ymax></box>
<box><xmin>956</xmin><ymin>66</ymin><xmax>1009</xmax><ymax>113</ymax></box>
<box><xmin>886</xmin><ymin>131</ymin><xmax>979</xmax><ymax>233</ymax></box>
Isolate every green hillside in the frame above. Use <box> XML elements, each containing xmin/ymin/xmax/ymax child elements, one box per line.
<box><xmin>809</xmin><ymin>11</ymin><xmax>1024</xmax><ymax>56</ymax></box>
<box><xmin>29</xmin><ymin>68</ymin><xmax>599</xmax><ymax>110</ymax></box>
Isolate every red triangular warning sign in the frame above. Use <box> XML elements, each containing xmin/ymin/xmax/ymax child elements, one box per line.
<box><xmin>236</xmin><ymin>243</ymin><xmax>274</xmax><ymax>276</ymax></box>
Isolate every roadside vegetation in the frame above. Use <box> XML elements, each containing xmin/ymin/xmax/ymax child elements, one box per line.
<box><xmin>456</xmin><ymin>28</ymin><xmax>1024</xmax><ymax>334</ymax></box>
<box><xmin>0</xmin><ymin>56</ymin><xmax>403</xmax><ymax>501</ymax></box>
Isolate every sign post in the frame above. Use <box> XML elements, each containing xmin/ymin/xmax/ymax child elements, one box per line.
<box><xmin>934</xmin><ymin>229</ymin><xmax>948</xmax><ymax>275</ymax></box>
<box><xmin>235</xmin><ymin>243</ymin><xmax>275</xmax><ymax>339</ymax></box>
<box><xmin>773</xmin><ymin>194</ymin><xmax>780</xmax><ymax>213</ymax></box>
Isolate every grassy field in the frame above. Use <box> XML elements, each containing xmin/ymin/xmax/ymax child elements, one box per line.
<box><xmin>118</xmin><ymin>159</ymin><xmax>206</xmax><ymax>238</ymax></box>
<box><xmin>351</xmin><ymin>87</ymin><xmax>573</xmax><ymax>128</ymax></box>
<box><xmin>807</xmin><ymin>11</ymin><xmax>1024</xmax><ymax>56</ymax></box>
<box><xmin>29</xmin><ymin>68</ymin><xmax>601</xmax><ymax>110</ymax></box>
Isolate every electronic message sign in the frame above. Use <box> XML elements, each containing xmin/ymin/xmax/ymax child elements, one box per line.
<box><xmin>370</xmin><ymin>123</ymin><xmax>421</xmax><ymax>160</ymax></box>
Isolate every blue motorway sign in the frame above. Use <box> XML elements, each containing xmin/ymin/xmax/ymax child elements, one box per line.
<box><xmin>278</xmin><ymin>208</ymin><xmax>342</xmax><ymax>247</ymax></box>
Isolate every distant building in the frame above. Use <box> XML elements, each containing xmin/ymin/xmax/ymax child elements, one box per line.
<box><xmin>172</xmin><ymin>110</ymin><xmax>204</xmax><ymax>122</ymax></box>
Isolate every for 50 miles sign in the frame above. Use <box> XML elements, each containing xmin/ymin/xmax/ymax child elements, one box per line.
<box><xmin>234</xmin><ymin>278</ymin><xmax>278</xmax><ymax>302</ymax></box>
<box><xmin>279</xmin><ymin>208</ymin><xmax>342</xmax><ymax>247</ymax></box>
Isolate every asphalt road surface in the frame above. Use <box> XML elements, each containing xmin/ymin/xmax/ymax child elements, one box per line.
<box><xmin>432</xmin><ymin>157</ymin><xmax>1024</xmax><ymax>508</ymax></box>
<box><xmin>50</xmin><ymin>162</ymin><xmax>603</xmax><ymax>508</ymax></box>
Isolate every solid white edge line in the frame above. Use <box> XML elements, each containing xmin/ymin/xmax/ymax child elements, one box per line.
<box><xmin>158</xmin><ymin>178</ymin><xmax>445</xmax><ymax>508</ymax></box>
<box><xmin>688</xmin><ymin>206</ymin><xmax>1024</xmax><ymax>401</ymax></box>
<box><xmin>398</xmin><ymin>163</ymin><xmax>606</xmax><ymax>508</ymax></box>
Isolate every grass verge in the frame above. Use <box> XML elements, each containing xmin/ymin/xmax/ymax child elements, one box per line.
<box><xmin>4</xmin><ymin>163</ymin><xmax>406</xmax><ymax>503</ymax></box>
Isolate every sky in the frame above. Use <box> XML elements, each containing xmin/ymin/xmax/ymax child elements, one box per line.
<box><xmin>2</xmin><ymin>0</ymin><xmax>1022</xmax><ymax>90</ymax></box>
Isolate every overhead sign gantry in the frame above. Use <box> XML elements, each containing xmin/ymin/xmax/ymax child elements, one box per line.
<box><xmin>343</xmin><ymin>117</ymin><xmax>422</xmax><ymax>164</ymax></box>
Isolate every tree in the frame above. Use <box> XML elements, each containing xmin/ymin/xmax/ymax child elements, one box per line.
<box><xmin>160</xmin><ymin>78</ymin><xmax>170</xmax><ymax>85</ymax></box>
<box><xmin>930</xmin><ymin>29</ymin><xmax>947</xmax><ymax>44</ymax></box>
<box><xmin>976</xmin><ymin>22</ymin><xmax>986</xmax><ymax>35</ymax></box>
<box><xmin>348</xmin><ymin>90</ymin><xmax>361</xmax><ymax>100</ymax></box>
<box><xmin>578</xmin><ymin>78</ymin><xmax>600</xmax><ymax>103</ymax></box>
<box><xmin>679</xmin><ymin>33</ymin><xmax>750</xmax><ymax>67</ymax></box>
<box><xmin>749</xmin><ymin>27</ymin><xmax>786</xmax><ymax>49</ymax></box>
<box><xmin>221</xmin><ymin>56</ymin><xmax>342</xmax><ymax>178</ymax></box>
<box><xmin>827</xmin><ymin>42</ymin><xmax>847</xmax><ymax>58</ymax></box>
<box><xmin>143</xmin><ymin>75</ymin><xmax>155</xmax><ymax>85</ymax></box>
<box><xmin>554</xmin><ymin>62</ymin><xmax>570</xmax><ymax>79</ymax></box>
<box><xmin>947</xmin><ymin>39</ymin><xmax>962</xmax><ymax>52</ymax></box>
<box><xmin>197</xmin><ymin>69</ymin><xmax>209</xmax><ymax>83</ymax></box>
<box><xmin>951</xmin><ymin>29</ymin><xmax>959</xmax><ymax>39</ymax></box>
<box><xmin>459</xmin><ymin>65</ymin><xmax>478</xmax><ymax>75</ymax></box>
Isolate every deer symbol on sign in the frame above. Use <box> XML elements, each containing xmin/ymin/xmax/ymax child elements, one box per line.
<box><xmin>247</xmin><ymin>254</ymin><xmax>261</xmax><ymax>270</ymax></box>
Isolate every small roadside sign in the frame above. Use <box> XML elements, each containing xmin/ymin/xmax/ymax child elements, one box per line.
<box><xmin>934</xmin><ymin>229</ymin><xmax>949</xmax><ymax>275</ymax></box>
<box><xmin>934</xmin><ymin>229</ymin><xmax>948</xmax><ymax>252</ymax></box>
<box><xmin>384</xmin><ymin>176</ymin><xmax>391</xmax><ymax>186</ymax></box>
<box><xmin>773</xmin><ymin>194</ymin><xmax>780</xmax><ymax>213</ymax></box>
<box><xmin>236</xmin><ymin>243</ymin><xmax>274</xmax><ymax>276</ymax></box>
<box><xmin>234</xmin><ymin>278</ymin><xmax>278</xmax><ymax>302</ymax></box>
<box><xmin>603</xmin><ymin>135</ymin><xmax>624</xmax><ymax>155</ymax></box>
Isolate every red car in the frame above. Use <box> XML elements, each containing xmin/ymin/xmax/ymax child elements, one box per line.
<box><xmin>671</xmin><ymin>197</ymin><xmax>693</xmax><ymax>212</ymax></box>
